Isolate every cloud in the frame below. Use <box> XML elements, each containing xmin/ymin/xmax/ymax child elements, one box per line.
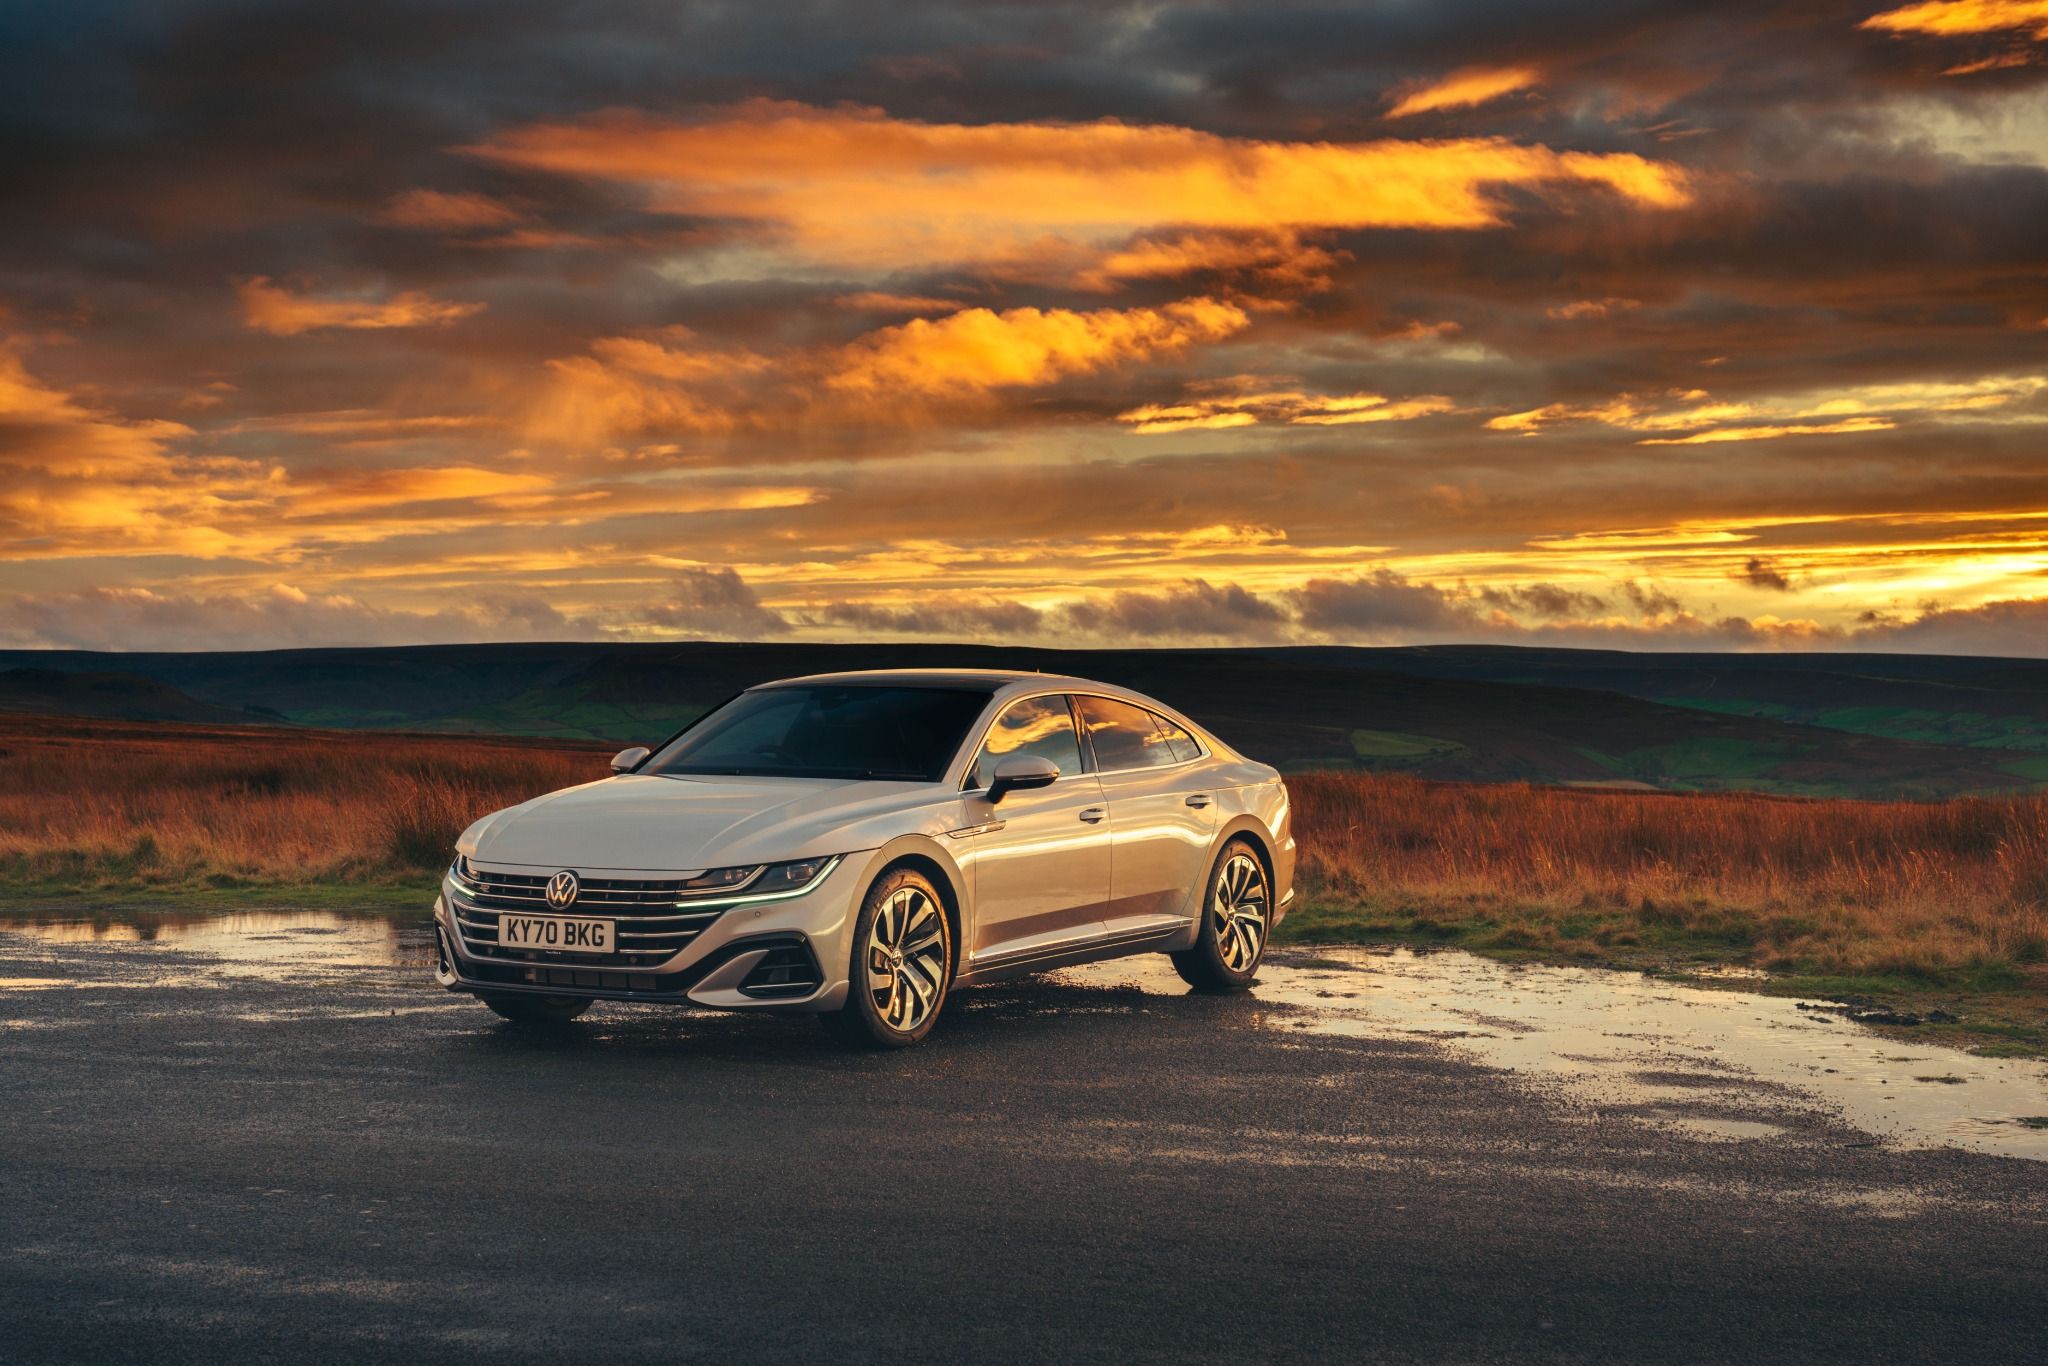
<box><xmin>1861</xmin><ymin>2</ymin><xmax>2048</xmax><ymax>40</ymax></box>
<box><xmin>1060</xmin><ymin>579</ymin><xmax>1291</xmax><ymax>641</ymax></box>
<box><xmin>469</xmin><ymin>100</ymin><xmax>1692</xmax><ymax>274</ymax></box>
<box><xmin>1740</xmin><ymin>557</ymin><xmax>1795</xmax><ymax>591</ymax></box>
<box><xmin>826</xmin><ymin>298</ymin><xmax>1250</xmax><ymax>398</ymax></box>
<box><xmin>1487</xmin><ymin>374</ymin><xmax>2047</xmax><ymax>443</ymax></box>
<box><xmin>0</xmin><ymin>584</ymin><xmax>580</xmax><ymax>652</ymax></box>
<box><xmin>379</xmin><ymin>189</ymin><xmax>525</xmax><ymax>230</ymax></box>
<box><xmin>531</xmin><ymin>298</ymin><xmax>1253</xmax><ymax>444</ymax></box>
<box><xmin>1386</xmin><ymin>65</ymin><xmax>1542</xmax><ymax>119</ymax></box>
<box><xmin>1546</xmin><ymin>297</ymin><xmax>1640</xmax><ymax>321</ymax></box>
<box><xmin>635</xmin><ymin>568</ymin><xmax>790</xmax><ymax>639</ymax></box>
<box><xmin>236</xmin><ymin>278</ymin><xmax>485</xmax><ymax>335</ymax></box>
<box><xmin>1119</xmin><ymin>384</ymin><xmax>1454</xmax><ymax>434</ymax></box>
<box><xmin>803</xmin><ymin>600</ymin><xmax>1046</xmax><ymax>638</ymax></box>
<box><xmin>1637</xmin><ymin>416</ymin><xmax>1897</xmax><ymax>445</ymax></box>
<box><xmin>1291</xmin><ymin>570</ymin><xmax>1481</xmax><ymax>637</ymax></box>
<box><xmin>1854</xmin><ymin>594</ymin><xmax>2048</xmax><ymax>655</ymax></box>
<box><xmin>1479</xmin><ymin>583</ymin><xmax>1611</xmax><ymax>618</ymax></box>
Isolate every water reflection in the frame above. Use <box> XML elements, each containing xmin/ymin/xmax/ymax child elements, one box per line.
<box><xmin>1060</xmin><ymin>948</ymin><xmax>2048</xmax><ymax>1162</ymax></box>
<box><xmin>4</xmin><ymin>912</ymin><xmax>2043</xmax><ymax>1160</ymax></box>
<box><xmin>0</xmin><ymin>910</ymin><xmax>432</xmax><ymax>970</ymax></box>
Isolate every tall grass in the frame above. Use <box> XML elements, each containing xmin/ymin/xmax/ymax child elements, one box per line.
<box><xmin>3</xmin><ymin>714</ymin><xmax>2044</xmax><ymax>979</ymax></box>
<box><xmin>1289</xmin><ymin>773</ymin><xmax>2048</xmax><ymax>977</ymax></box>
<box><xmin>0</xmin><ymin>715</ymin><xmax>608</xmax><ymax>885</ymax></box>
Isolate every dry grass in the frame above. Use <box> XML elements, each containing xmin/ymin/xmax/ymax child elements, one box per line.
<box><xmin>4</xmin><ymin>713</ymin><xmax>2045</xmax><ymax>982</ymax></box>
<box><xmin>0</xmin><ymin>714</ymin><xmax>609</xmax><ymax>886</ymax></box>
<box><xmin>1289</xmin><ymin>772</ymin><xmax>2048</xmax><ymax>979</ymax></box>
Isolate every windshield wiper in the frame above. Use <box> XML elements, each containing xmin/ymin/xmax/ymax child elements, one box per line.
<box><xmin>858</xmin><ymin>770</ymin><xmax>929</xmax><ymax>781</ymax></box>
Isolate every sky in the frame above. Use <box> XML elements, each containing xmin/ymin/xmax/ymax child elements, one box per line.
<box><xmin>2</xmin><ymin>0</ymin><xmax>2047</xmax><ymax>655</ymax></box>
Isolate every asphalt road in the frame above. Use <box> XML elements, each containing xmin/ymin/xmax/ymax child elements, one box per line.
<box><xmin>2</xmin><ymin>928</ymin><xmax>2045</xmax><ymax>1364</ymax></box>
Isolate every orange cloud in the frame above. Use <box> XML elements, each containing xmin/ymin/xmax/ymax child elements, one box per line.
<box><xmin>379</xmin><ymin>189</ymin><xmax>525</xmax><ymax>230</ymax></box>
<box><xmin>827</xmin><ymin>297</ymin><xmax>1250</xmax><ymax>398</ymax></box>
<box><xmin>1119</xmin><ymin>385</ymin><xmax>1454</xmax><ymax>434</ymax></box>
<box><xmin>469</xmin><ymin>101</ymin><xmax>1690</xmax><ymax>272</ymax></box>
<box><xmin>1386</xmin><ymin>65</ymin><xmax>1543</xmax><ymax>119</ymax></box>
<box><xmin>1861</xmin><ymin>1</ymin><xmax>2048</xmax><ymax>38</ymax></box>
<box><xmin>1074</xmin><ymin>230</ymin><xmax>1346</xmax><ymax>292</ymax></box>
<box><xmin>1636</xmin><ymin>417</ymin><xmax>1897</xmax><ymax>445</ymax></box>
<box><xmin>1547</xmin><ymin>297</ymin><xmax>1641</xmax><ymax>320</ymax></box>
<box><xmin>236</xmin><ymin>278</ymin><xmax>485</xmax><ymax>335</ymax></box>
<box><xmin>1490</xmin><ymin>374</ymin><xmax>2045</xmax><ymax>440</ymax></box>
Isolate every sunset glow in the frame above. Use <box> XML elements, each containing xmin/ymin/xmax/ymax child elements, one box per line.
<box><xmin>2</xmin><ymin>4</ymin><xmax>2046</xmax><ymax>654</ymax></box>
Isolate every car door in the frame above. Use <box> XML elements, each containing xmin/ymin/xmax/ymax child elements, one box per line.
<box><xmin>956</xmin><ymin>693</ymin><xmax>1112</xmax><ymax>965</ymax></box>
<box><xmin>1074</xmin><ymin>695</ymin><xmax>1218</xmax><ymax>935</ymax></box>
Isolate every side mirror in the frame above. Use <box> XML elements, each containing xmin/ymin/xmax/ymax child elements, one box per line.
<box><xmin>986</xmin><ymin>753</ymin><xmax>1059</xmax><ymax>803</ymax></box>
<box><xmin>610</xmin><ymin>746</ymin><xmax>651</xmax><ymax>774</ymax></box>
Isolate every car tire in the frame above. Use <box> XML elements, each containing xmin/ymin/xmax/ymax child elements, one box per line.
<box><xmin>823</xmin><ymin>866</ymin><xmax>952</xmax><ymax>1049</ymax></box>
<box><xmin>1171</xmin><ymin>838</ymin><xmax>1271</xmax><ymax>992</ymax></box>
<box><xmin>481</xmin><ymin>993</ymin><xmax>592</xmax><ymax>1023</ymax></box>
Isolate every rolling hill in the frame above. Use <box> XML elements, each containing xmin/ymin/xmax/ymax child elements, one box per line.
<box><xmin>1</xmin><ymin>642</ymin><xmax>2043</xmax><ymax>799</ymax></box>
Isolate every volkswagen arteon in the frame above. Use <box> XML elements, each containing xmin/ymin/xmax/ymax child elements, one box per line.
<box><xmin>432</xmin><ymin>670</ymin><xmax>1294</xmax><ymax>1046</ymax></box>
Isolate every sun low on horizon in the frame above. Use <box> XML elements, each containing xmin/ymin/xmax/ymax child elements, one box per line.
<box><xmin>3</xmin><ymin>0</ymin><xmax>2047</xmax><ymax>656</ymax></box>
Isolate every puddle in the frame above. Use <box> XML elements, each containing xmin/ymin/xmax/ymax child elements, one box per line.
<box><xmin>4</xmin><ymin>913</ymin><xmax>2045</xmax><ymax>1160</ymax></box>
<box><xmin>0</xmin><ymin>911</ymin><xmax>432</xmax><ymax>974</ymax></box>
<box><xmin>1059</xmin><ymin>948</ymin><xmax>2048</xmax><ymax>1162</ymax></box>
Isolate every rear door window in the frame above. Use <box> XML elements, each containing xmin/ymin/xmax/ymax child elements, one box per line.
<box><xmin>1076</xmin><ymin>695</ymin><xmax>1184</xmax><ymax>772</ymax></box>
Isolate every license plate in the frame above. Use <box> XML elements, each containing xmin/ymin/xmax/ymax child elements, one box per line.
<box><xmin>498</xmin><ymin>914</ymin><xmax>615</xmax><ymax>953</ymax></box>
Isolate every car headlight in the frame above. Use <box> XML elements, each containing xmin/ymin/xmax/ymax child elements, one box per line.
<box><xmin>750</xmin><ymin>856</ymin><xmax>835</xmax><ymax>895</ymax></box>
<box><xmin>675</xmin><ymin>857</ymin><xmax>838</xmax><ymax>903</ymax></box>
<box><xmin>677</xmin><ymin>865</ymin><xmax>758</xmax><ymax>894</ymax></box>
<box><xmin>450</xmin><ymin>854</ymin><xmax>480</xmax><ymax>891</ymax></box>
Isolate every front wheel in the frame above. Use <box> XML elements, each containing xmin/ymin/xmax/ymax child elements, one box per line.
<box><xmin>1171</xmin><ymin>839</ymin><xmax>1271</xmax><ymax>992</ymax></box>
<box><xmin>823</xmin><ymin>867</ymin><xmax>952</xmax><ymax>1048</ymax></box>
<box><xmin>480</xmin><ymin>993</ymin><xmax>591</xmax><ymax>1023</ymax></box>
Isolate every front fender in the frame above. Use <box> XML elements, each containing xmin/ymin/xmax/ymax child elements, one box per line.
<box><xmin>841</xmin><ymin>833</ymin><xmax>972</xmax><ymax>968</ymax></box>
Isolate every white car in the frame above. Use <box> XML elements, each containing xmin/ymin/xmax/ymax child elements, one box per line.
<box><xmin>432</xmin><ymin>669</ymin><xmax>1295</xmax><ymax>1046</ymax></box>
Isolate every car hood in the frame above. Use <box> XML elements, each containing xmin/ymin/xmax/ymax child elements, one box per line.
<box><xmin>464</xmin><ymin>772</ymin><xmax>938</xmax><ymax>872</ymax></box>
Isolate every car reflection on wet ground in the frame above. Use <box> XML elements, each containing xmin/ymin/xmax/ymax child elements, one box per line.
<box><xmin>5</xmin><ymin>910</ymin><xmax>2044</xmax><ymax>1160</ymax></box>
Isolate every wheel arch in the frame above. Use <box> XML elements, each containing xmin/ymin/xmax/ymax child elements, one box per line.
<box><xmin>849</xmin><ymin>836</ymin><xmax>968</xmax><ymax>977</ymax></box>
<box><xmin>1211</xmin><ymin>813</ymin><xmax>1278</xmax><ymax>892</ymax></box>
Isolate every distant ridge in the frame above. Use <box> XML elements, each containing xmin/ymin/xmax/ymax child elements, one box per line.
<box><xmin>0</xmin><ymin>667</ymin><xmax>257</xmax><ymax>725</ymax></box>
<box><xmin>0</xmin><ymin>642</ymin><xmax>2043</xmax><ymax>799</ymax></box>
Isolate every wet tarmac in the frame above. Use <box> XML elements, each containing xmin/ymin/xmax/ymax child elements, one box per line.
<box><xmin>3</xmin><ymin>912</ymin><xmax>2046</xmax><ymax>1362</ymax></box>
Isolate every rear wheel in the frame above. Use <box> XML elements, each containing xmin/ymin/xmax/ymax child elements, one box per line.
<box><xmin>1171</xmin><ymin>839</ymin><xmax>1270</xmax><ymax>992</ymax></box>
<box><xmin>480</xmin><ymin>993</ymin><xmax>591</xmax><ymax>1023</ymax></box>
<box><xmin>824</xmin><ymin>867</ymin><xmax>952</xmax><ymax>1048</ymax></box>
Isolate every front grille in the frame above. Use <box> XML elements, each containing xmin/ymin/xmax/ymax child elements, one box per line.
<box><xmin>451</xmin><ymin>866</ymin><xmax>731</xmax><ymax>970</ymax></box>
<box><xmin>462</xmin><ymin>866</ymin><xmax>721</xmax><ymax>910</ymax></box>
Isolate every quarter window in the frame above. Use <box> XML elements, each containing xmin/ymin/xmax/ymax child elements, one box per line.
<box><xmin>1151</xmin><ymin>714</ymin><xmax>1201</xmax><ymax>764</ymax></box>
<box><xmin>971</xmin><ymin>695</ymin><xmax>1084</xmax><ymax>788</ymax></box>
<box><xmin>1077</xmin><ymin>696</ymin><xmax>1186</xmax><ymax>772</ymax></box>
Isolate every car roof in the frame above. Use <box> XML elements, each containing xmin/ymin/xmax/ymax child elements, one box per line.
<box><xmin>754</xmin><ymin>667</ymin><xmax>1092</xmax><ymax>692</ymax></box>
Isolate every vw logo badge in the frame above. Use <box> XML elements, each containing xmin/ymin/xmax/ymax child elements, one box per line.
<box><xmin>545</xmin><ymin>869</ymin><xmax>580</xmax><ymax>910</ymax></box>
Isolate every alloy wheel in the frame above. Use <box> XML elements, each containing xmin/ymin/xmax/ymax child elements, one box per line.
<box><xmin>1211</xmin><ymin>852</ymin><xmax>1269</xmax><ymax>973</ymax></box>
<box><xmin>865</xmin><ymin>885</ymin><xmax>947</xmax><ymax>1033</ymax></box>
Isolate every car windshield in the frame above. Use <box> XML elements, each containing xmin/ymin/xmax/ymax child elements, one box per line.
<box><xmin>640</xmin><ymin>685</ymin><xmax>993</xmax><ymax>781</ymax></box>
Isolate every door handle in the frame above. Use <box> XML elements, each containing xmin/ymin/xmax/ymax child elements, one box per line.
<box><xmin>1078</xmin><ymin>807</ymin><xmax>1107</xmax><ymax>823</ymax></box>
<box><xmin>1184</xmin><ymin>794</ymin><xmax>1212</xmax><ymax>808</ymax></box>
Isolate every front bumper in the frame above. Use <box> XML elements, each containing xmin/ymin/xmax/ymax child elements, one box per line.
<box><xmin>432</xmin><ymin>854</ymin><xmax>867</xmax><ymax>1012</ymax></box>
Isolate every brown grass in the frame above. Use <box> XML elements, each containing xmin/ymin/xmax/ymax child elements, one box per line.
<box><xmin>1289</xmin><ymin>772</ymin><xmax>2048</xmax><ymax>978</ymax></box>
<box><xmin>3</xmin><ymin>713</ymin><xmax>2044</xmax><ymax>981</ymax></box>
<box><xmin>0</xmin><ymin>714</ymin><xmax>609</xmax><ymax>885</ymax></box>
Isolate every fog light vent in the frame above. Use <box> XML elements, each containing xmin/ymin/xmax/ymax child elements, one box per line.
<box><xmin>738</xmin><ymin>942</ymin><xmax>823</xmax><ymax>999</ymax></box>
